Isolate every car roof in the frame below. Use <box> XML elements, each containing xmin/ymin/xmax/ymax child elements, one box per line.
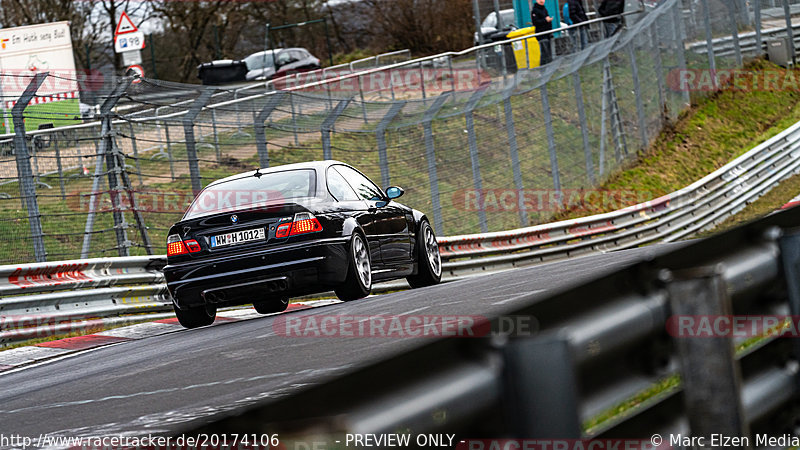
<box><xmin>206</xmin><ymin>160</ymin><xmax>347</xmax><ymax>188</ymax></box>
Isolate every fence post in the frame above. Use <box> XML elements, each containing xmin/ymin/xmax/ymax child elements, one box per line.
<box><xmin>627</xmin><ymin>43</ymin><xmax>649</xmax><ymax>149</ymax></box>
<box><xmin>81</xmin><ymin>77</ymin><xmax>134</xmax><ymax>258</ymax></box>
<box><xmin>503</xmin><ymin>85</ymin><xmax>528</xmax><ymax>227</ymax></box>
<box><xmin>782</xmin><ymin>0</ymin><xmax>796</xmax><ymax>66</ymax></box>
<box><xmin>754</xmin><ymin>0</ymin><xmax>763</xmax><ymax>55</ymax></box>
<box><xmin>104</xmin><ymin>79</ymin><xmax>134</xmax><ymax>257</ymax></box>
<box><xmin>127</xmin><ymin>122</ymin><xmax>144</xmax><ymax>187</ymax></box>
<box><xmin>376</xmin><ymin>102</ymin><xmax>406</xmax><ymax>188</ymax></box>
<box><xmin>650</xmin><ymin>22</ymin><xmax>666</xmax><ymax>124</ymax></box>
<box><xmin>288</xmin><ymin>93</ymin><xmax>300</xmax><ymax>146</ymax></box>
<box><xmin>664</xmin><ymin>266</ymin><xmax>751</xmax><ymax>439</ymax></box>
<box><xmin>211</xmin><ymin>108</ymin><xmax>221</xmax><ymax>163</ymax></box>
<box><xmin>541</xmin><ymin>84</ymin><xmax>562</xmax><ymax>210</ymax></box>
<box><xmin>465</xmin><ymin>87</ymin><xmax>489</xmax><ymax>234</ymax></box>
<box><xmin>700</xmin><ymin>0</ymin><xmax>717</xmax><ymax>82</ymax></box>
<box><xmin>572</xmin><ymin>72</ymin><xmax>595</xmax><ymax>186</ymax></box>
<box><xmin>672</xmin><ymin>2</ymin><xmax>692</xmax><ymax>108</ymax></box>
<box><xmin>419</xmin><ymin>61</ymin><xmax>427</xmax><ymax>100</ymax></box>
<box><xmin>253</xmin><ymin>92</ymin><xmax>286</xmax><ymax>169</ymax></box>
<box><xmin>423</xmin><ymin>93</ymin><xmax>450</xmax><ymax>235</ymax></box>
<box><xmin>321</xmin><ymin>99</ymin><xmax>352</xmax><ymax>160</ymax></box>
<box><xmin>183</xmin><ymin>88</ymin><xmax>215</xmax><ymax>194</ymax></box>
<box><xmin>112</xmin><ymin>125</ymin><xmax>153</xmax><ymax>255</ymax></box>
<box><xmin>357</xmin><ymin>73</ymin><xmax>368</xmax><ymax>123</ymax></box>
<box><xmin>53</xmin><ymin>134</ymin><xmax>66</xmax><ymax>200</ymax></box>
<box><xmin>726</xmin><ymin>0</ymin><xmax>743</xmax><ymax>67</ymax></box>
<box><xmin>12</xmin><ymin>73</ymin><xmax>48</xmax><ymax>262</ymax></box>
<box><xmin>81</xmin><ymin>129</ymin><xmax>107</xmax><ymax>259</ymax></box>
<box><xmin>163</xmin><ymin>120</ymin><xmax>176</xmax><ymax>180</ymax></box>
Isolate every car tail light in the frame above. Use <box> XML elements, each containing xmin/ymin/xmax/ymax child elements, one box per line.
<box><xmin>289</xmin><ymin>212</ymin><xmax>323</xmax><ymax>236</ymax></box>
<box><xmin>275</xmin><ymin>223</ymin><xmax>291</xmax><ymax>238</ymax></box>
<box><xmin>184</xmin><ymin>239</ymin><xmax>202</xmax><ymax>253</ymax></box>
<box><xmin>167</xmin><ymin>234</ymin><xmax>188</xmax><ymax>256</ymax></box>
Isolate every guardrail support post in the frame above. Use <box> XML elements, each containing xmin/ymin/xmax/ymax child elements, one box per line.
<box><xmin>779</xmin><ymin>230</ymin><xmax>800</xmax><ymax>390</ymax></box>
<box><xmin>376</xmin><ymin>102</ymin><xmax>405</xmax><ymax>188</ymax></box>
<box><xmin>503</xmin><ymin>87</ymin><xmax>528</xmax><ymax>227</ymax></box>
<box><xmin>183</xmin><ymin>88</ymin><xmax>215</xmax><ymax>194</ymax></box>
<box><xmin>782</xmin><ymin>0</ymin><xmax>796</xmax><ymax>66</ymax></box>
<box><xmin>572</xmin><ymin>72</ymin><xmax>595</xmax><ymax>186</ymax></box>
<box><xmin>322</xmin><ymin>99</ymin><xmax>352</xmax><ymax>161</ymax></box>
<box><xmin>664</xmin><ymin>266</ymin><xmax>751</xmax><ymax>440</ymax></box>
<box><xmin>465</xmin><ymin>87</ymin><xmax>489</xmax><ymax>233</ymax></box>
<box><xmin>541</xmin><ymin>84</ymin><xmax>562</xmax><ymax>210</ymax></box>
<box><xmin>12</xmin><ymin>73</ymin><xmax>48</xmax><ymax>262</ymax></box>
<box><xmin>423</xmin><ymin>93</ymin><xmax>450</xmax><ymax>235</ymax></box>
<box><xmin>254</xmin><ymin>92</ymin><xmax>286</xmax><ymax>169</ymax></box>
<box><xmin>627</xmin><ymin>43</ymin><xmax>649</xmax><ymax>149</ymax></box>
<box><xmin>503</xmin><ymin>333</ymin><xmax>582</xmax><ymax>438</ymax></box>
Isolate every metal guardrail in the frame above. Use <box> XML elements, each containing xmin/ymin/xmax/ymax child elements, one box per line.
<box><xmin>2</xmin><ymin>115</ymin><xmax>800</xmax><ymax>344</ymax></box>
<box><xmin>437</xmin><ymin>117</ymin><xmax>800</xmax><ymax>275</ymax></box>
<box><xmin>183</xmin><ymin>197</ymin><xmax>800</xmax><ymax>442</ymax></box>
<box><xmin>0</xmin><ymin>256</ymin><xmax>171</xmax><ymax>344</ymax></box>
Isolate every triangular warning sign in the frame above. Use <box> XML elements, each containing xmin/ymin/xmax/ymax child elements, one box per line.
<box><xmin>115</xmin><ymin>12</ymin><xmax>138</xmax><ymax>36</ymax></box>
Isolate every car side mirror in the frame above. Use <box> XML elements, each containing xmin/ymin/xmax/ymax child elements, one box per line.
<box><xmin>386</xmin><ymin>186</ymin><xmax>404</xmax><ymax>200</ymax></box>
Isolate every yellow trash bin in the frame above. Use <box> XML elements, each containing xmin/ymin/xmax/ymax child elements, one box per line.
<box><xmin>507</xmin><ymin>27</ymin><xmax>541</xmax><ymax>69</ymax></box>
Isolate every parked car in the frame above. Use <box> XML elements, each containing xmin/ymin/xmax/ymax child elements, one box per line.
<box><xmin>197</xmin><ymin>48</ymin><xmax>321</xmax><ymax>85</ymax></box>
<box><xmin>475</xmin><ymin>9</ymin><xmax>517</xmax><ymax>45</ymax></box>
<box><xmin>163</xmin><ymin>161</ymin><xmax>443</xmax><ymax>328</ymax></box>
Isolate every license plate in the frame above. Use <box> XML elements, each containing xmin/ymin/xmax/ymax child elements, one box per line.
<box><xmin>210</xmin><ymin>227</ymin><xmax>266</xmax><ymax>248</ymax></box>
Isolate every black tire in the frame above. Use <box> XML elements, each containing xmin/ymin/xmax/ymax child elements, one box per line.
<box><xmin>407</xmin><ymin>220</ymin><xmax>442</xmax><ymax>288</ymax></box>
<box><xmin>173</xmin><ymin>304</ymin><xmax>216</xmax><ymax>329</ymax></box>
<box><xmin>254</xmin><ymin>297</ymin><xmax>289</xmax><ymax>314</ymax></box>
<box><xmin>335</xmin><ymin>232</ymin><xmax>372</xmax><ymax>301</ymax></box>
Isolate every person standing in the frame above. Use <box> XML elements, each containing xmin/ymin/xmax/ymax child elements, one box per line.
<box><xmin>531</xmin><ymin>0</ymin><xmax>554</xmax><ymax>65</ymax></box>
<box><xmin>599</xmin><ymin>0</ymin><xmax>625</xmax><ymax>38</ymax></box>
<box><xmin>568</xmin><ymin>0</ymin><xmax>590</xmax><ymax>50</ymax></box>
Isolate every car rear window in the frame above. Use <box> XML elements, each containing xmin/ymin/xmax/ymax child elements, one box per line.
<box><xmin>185</xmin><ymin>169</ymin><xmax>316</xmax><ymax>219</ymax></box>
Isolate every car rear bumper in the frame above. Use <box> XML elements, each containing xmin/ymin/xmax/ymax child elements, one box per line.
<box><xmin>164</xmin><ymin>237</ymin><xmax>349</xmax><ymax>309</ymax></box>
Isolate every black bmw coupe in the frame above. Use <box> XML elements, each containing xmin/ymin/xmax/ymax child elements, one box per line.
<box><xmin>163</xmin><ymin>161</ymin><xmax>442</xmax><ymax>328</ymax></box>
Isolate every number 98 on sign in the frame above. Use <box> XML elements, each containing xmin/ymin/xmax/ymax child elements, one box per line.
<box><xmin>114</xmin><ymin>30</ymin><xmax>145</xmax><ymax>53</ymax></box>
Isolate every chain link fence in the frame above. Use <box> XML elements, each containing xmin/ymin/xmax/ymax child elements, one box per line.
<box><xmin>0</xmin><ymin>0</ymin><xmax>794</xmax><ymax>264</ymax></box>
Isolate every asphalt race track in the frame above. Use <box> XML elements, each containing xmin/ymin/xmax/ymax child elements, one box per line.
<box><xmin>0</xmin><ymin>242</ymin><xmax>687</xmax><ymax>440</ymax></box>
